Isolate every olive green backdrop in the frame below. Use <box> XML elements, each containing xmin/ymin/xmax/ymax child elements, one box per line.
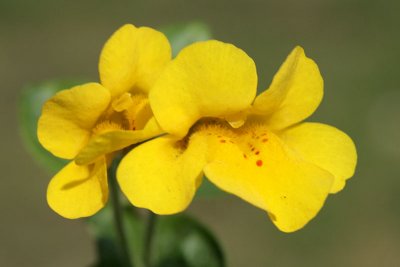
<box><xmin>1</xmin><ymin>0</ymin><xmax>399</xmax><ymax>266</ymax></box>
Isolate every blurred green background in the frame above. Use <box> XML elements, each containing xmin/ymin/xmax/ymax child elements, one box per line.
<box><xmin>1</xmin><ymin>0</ymin><xmax>400</xmax><ymax>266</ymax></box>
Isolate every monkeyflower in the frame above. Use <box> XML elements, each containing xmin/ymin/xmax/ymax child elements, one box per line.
<box><xmin>117</xmin><ymin>41</ymin><xmax>357</xmax><ymax>232</ymax></box>
<box><xmin>38</xmin><ymin>24</ymin><xmax>171</xmax><ymax>218</ymax></box>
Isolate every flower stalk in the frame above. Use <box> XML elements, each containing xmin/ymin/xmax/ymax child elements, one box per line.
<box><xmin>144</xmin><ymin>211</ymin><xmax>157</xmax><ymax>267</ymax></box>
<box><xmin>109</xmin><ymin>162</ymin><xmax>133</xmax><ymax>267</ymax></box>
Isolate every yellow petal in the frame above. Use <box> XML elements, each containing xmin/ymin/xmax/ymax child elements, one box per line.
<box><xmin>47</xmin><ymin>159</ymin><xmax>108</xmax><ymax>219</ymax></box>
<box><xmin>117</xmin><ymin>135</ymin><xmax>207</xmax><ymax>214</ymax></box>
<box><xmin>75</xmin><ymin>117</ymin><xmax>164</xmax><ymax>165</ymax></box>
<box><xmin>280</xmin><ymin>122</ymin><xmax>357</xmax><ymax>193</ymax></box>
<box><xmin>38</xmin><ymin>83</ymin><xmax>111</xmax><ymax>159</ymax></box>
<box><xmin>150</xmin><ymin>40</ymin><xmax>257</xmax><ymax>138</ymax></box>
<box><xmin>252</xmin><ymin>46</ymin><xmax>323</xmax><ymax>130</ymax></box>
<box><xmin>99</xmin><ymin>24</ymin><xmax>171</xmax><ymax>98</ymax></box>
<box><xmin>198</xmin><ymin>123</ymin><xmax>333</xmax><ymax>232</ymax></box>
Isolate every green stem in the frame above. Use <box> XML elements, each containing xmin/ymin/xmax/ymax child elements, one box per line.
<box><xmin>144</xmin><ymin>211</ymin><xmax>157</xmax><ymax>267</ymax></box>
<box><xmin>109</xmin><ymin>165</ymin><xmax>133</xmax><ymax>267</ymax></box>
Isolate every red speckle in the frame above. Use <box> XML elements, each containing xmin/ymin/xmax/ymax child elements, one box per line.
<box><xmin>220</xmin><ymin>139</ymin><xmax>226</xmax><ymax>143</ymax></box>
<box><xmin>251</xmin><ymin>147</ymin><xmax>255</xmax><ymax>152</ymax></box>
<box><xmin>255</xmin><ymin>151</ymin><xmax>260</xmax><ymax>155</ymax></box>
<box><xmin>262</xmin><ymin>138</ymin><xmax>268</xmax><ymax>143</ymax></box>
<box><xmin>256</xmin><ymin>160</ymin><xmax>263</xmax><ymax>167</ymax></box>
<box><xmin>243</xmin><ymin>154</ymin><xmax>248</xmax><ymax>159</ymax></box>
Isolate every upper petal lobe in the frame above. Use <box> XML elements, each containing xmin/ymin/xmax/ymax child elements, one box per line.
<box><xmin>38</xmin><ymin>83</ymin><xmax>111</xmax><ymax>159</ymax></box>
<box><xmin>149</xmin><ymin>40</ymin><xmax>258</xmax><ymax>138</ymax></box>
<box><xmin>252</xmin><ymin>46</ymin><xmax>323</xmax><ymax>130</ymax></box>
<box><xmin>99</xmin><ymin>24</ymin><xmax>172</xmax><ymax>98</ymax></box>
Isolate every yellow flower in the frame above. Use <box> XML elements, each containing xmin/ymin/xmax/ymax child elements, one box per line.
<box><xmin>37</xmin><ymin>24</ymin><xmax>171</xmax><ymax>218</ymax></box>
<box><xmin>117</xmin><ymin>41</ymin><xmax>357</xmax><ymax>232</ymax></box>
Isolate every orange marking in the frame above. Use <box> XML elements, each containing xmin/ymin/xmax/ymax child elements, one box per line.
<box><xmin>256</xmin><ymin>160</ymin><xmax>263</xmax><ymax>167</ymax></box>
<box><xmin>262</xmin><ymin>138</ymin><xmax>268</xmax><ymax>143</ymax></box>
<box><xmin>220</xmin><ymin>139</ymin><xmax>226</xmax><ymax>143</ymax></box>
<box><xmin>255</xmin><ymin>151</ymin><xmax>260</xmax><ymax>155</ymax></box>
<box><xmin>243</xmin><ymin>154</ymin><xmax>248</xmax><ymax>159</ymax></box>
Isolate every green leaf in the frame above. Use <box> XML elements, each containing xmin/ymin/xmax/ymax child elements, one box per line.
<box><xmin>18</xmin><ymin>80</ymin><xmax>84</xmax><ymax>173</ymax></box>
<box><xmin>161</xmin><ymin>22</ymin><xmax>212</xmax><ymax>57</ymax></box>
<box><xmin>87</xmin><ymin>204</ymin><xmax>125</xmax><ymax>267</ymax></box>
<box><xmin>88</xmin><ymin>203</ymin><xmax>144</xmax><ymax>267</ymax></box>
<box><xmin>91</xmin><ymin>237</ymin><xmax>124</xmax><ymax>267</ymax></box>
<box><xmin>153</xmin><ymin>214</ymin><xmax>225</xmax><ymax>267</ymax></box>
<box><xmin>87</xmin><ymin>206</ymin><xmax>224</xmax><ymax>267</ymax></box>
<box><xmin>87</xmin><ymin>198</ymin><xmax>146</xmax><ymax>267</ymax></box>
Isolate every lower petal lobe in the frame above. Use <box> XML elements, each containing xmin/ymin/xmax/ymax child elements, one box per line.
<box><xmin>117</xmin><ymin>135</ymin><xmax>207</xmax><ymax>214</ymax></box>
<box><xmin>47</xmin><ymin>159</ymin><xmax>108</xmax><ymax>219</ymax></box>
<box><xmin>280</xmin><ymin>122</ymin><xmax>357</xmax><ymax>193</ymax></box>
<box><xmin>198</xmin><ymin>123</ymin><xmax>334</xmax><ymax>232</ymax></box>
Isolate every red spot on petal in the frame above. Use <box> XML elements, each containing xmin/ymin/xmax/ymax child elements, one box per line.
<box><xmin>220</xmin><ymin>139</ymin><xmax>226</xmax><ymax>143</ymax></box>
<box><xmin>243</xmin><ymin>154</ymin><xmax>247</xmax><ymax>159</ymax></box>
<box><xmin>256</xmin><ymin>160</ymin><xmax>263</xmax><ymax>167</ymax></box>
<box><xmin>262</xmin><ymin>138</ymin><xmax>268</xmax><ymax>143</ymax></box>
<box><xmin>251</xmin><ymin>147</ymin><xmax>255</xmax><ymax>152</ymax></box>
<box><xmin>255</xmin><ymin>151</ymin><xmax>260</xmax><ymax>155</ymax></box>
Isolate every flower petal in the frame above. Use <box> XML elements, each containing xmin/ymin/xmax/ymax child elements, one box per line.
<box><xmin>252</xmin><ymin>46</ymin><xmax>323</xmax><ymax>130</ymax></box>
<box><xmin>75</xmin><ymin>117</ymin><xmax>164</xmax><ymax>165</ymax></box>
<box><xmin>149</xmin><ymin>40</ymin><xmax>257</xmax><ymax>138</ymax></box>
<box><xmin>47</xmin><ymin>159</ymin><xmax>108</xmax><ymax>219</ymax></box>
<box><xmin>117</xmin><ymin>135</ymin><xmax>207</xmax><ymax>214</ymax></box>
<box><xmin>199</xmin><ymin>123</ymin><xmax>333</xmax><ymax>232</ymax></box>
<box><xmin>280</xmin><ymin>122</ymin><xmax>357</xmax><ymax>193</ymax></box>
<box><xmin>38</xmin><ymin>83</ymin><xmax>111</xmax><ymax>159</ymax></box>
<box><xmin>99</xmin><ymin>24</ymin><xmax>171</xmax><ymax>98</ymax></box>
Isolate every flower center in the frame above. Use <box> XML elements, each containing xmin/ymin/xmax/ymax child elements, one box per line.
<box><xmin>92</xmin><ymin>120</ymin><xmax>125</xmax><ymax>135</ymax></box>
<box><xmin>188</xmin><ymin>118</ymin><xmax>270</xmax><ymax>167</ymax></box>
<box><xmin>92</xmin><ymin>92</ymin><xmax>152</xmax><ymax>136</ymax></box>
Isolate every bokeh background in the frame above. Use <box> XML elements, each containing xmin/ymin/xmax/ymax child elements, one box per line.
<box><xmin>1</xmin><ymin>0</ymin><xmax>400</xmax><ymax>266</ymax></box>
